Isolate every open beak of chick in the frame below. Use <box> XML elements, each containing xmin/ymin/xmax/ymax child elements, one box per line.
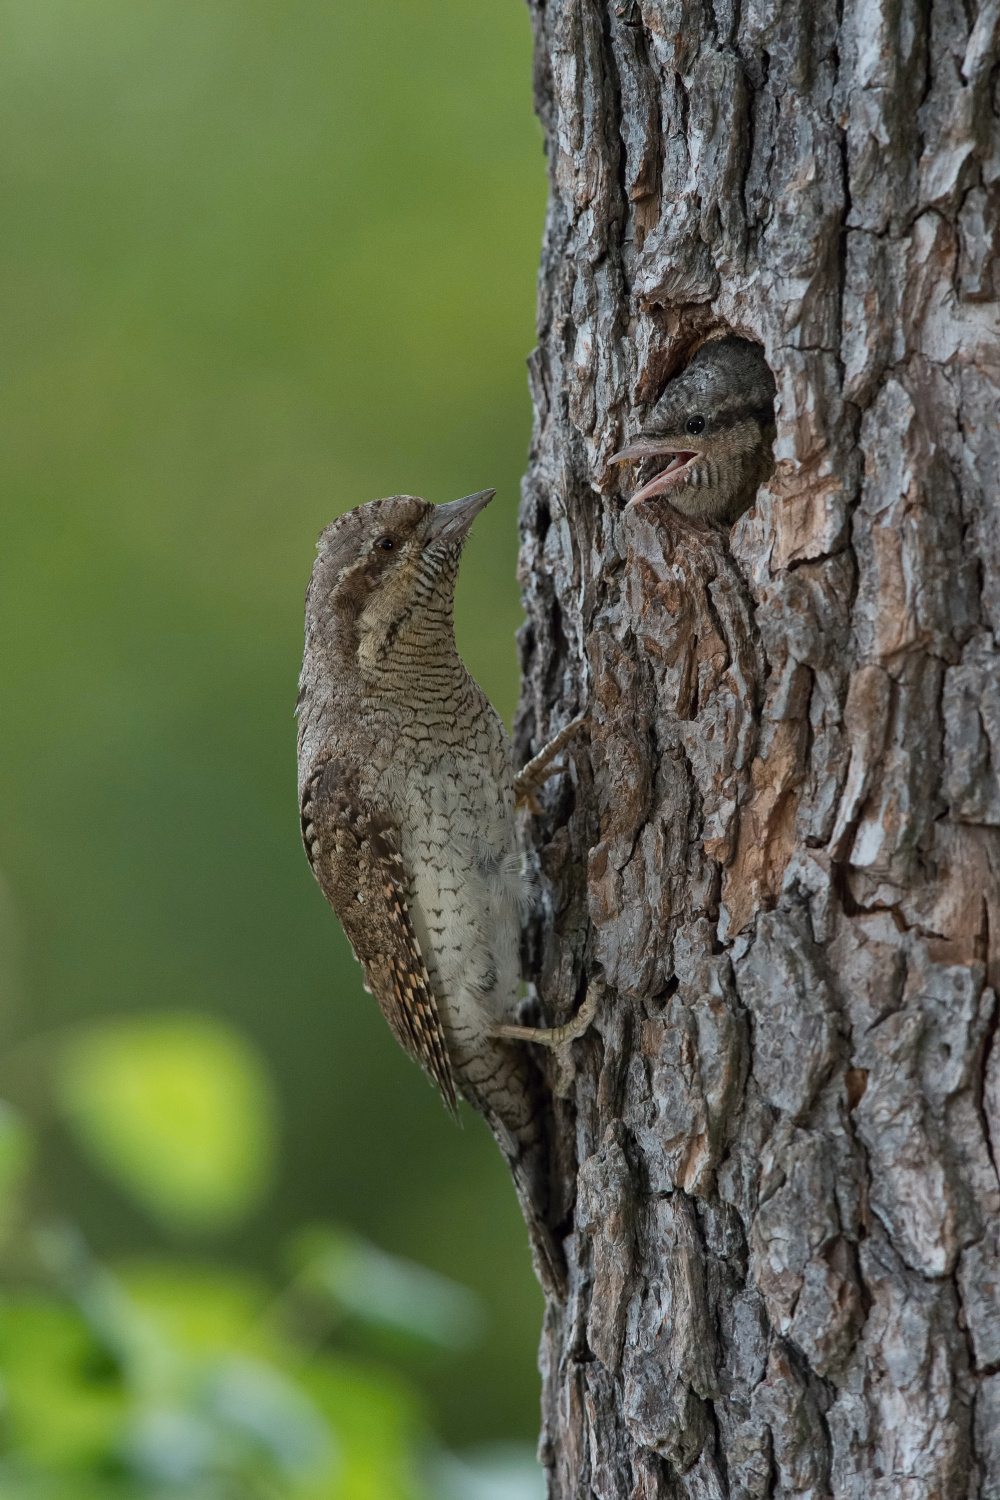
<box><xmin>609</xmin><ymin>436</ymin><xmax>707</xmax><ymax>510</ymax></box>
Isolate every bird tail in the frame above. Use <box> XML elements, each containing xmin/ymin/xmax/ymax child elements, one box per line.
<box><xmin>454</xmin><ymin>1040</ymin><xmax>567</xmax><ymax>1301</ymax></box>
<box><xmin>495</xmin><ymin>1121</ymin><xmax>567</xmax><ymax>1302</ymax></box>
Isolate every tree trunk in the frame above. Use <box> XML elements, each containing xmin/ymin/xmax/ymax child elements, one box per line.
<box><xmin>514</xmin><ymin>1</ymin><xmax>1000</xmax><ymax>1495</ymax></box>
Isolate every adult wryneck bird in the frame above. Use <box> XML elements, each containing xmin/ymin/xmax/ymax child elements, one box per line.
<box><xmin>296</xmin><ymin>490</ymin><xmax>591</xmax><ymax>1298</ymax></box>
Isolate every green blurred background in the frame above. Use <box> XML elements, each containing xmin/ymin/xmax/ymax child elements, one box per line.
<box><xmin>0</xmin><ymin>0</ymin><xmax>549</xmax><ymax>1492</ymax></box>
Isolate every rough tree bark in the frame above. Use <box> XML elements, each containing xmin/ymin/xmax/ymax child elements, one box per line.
<box><xmin>513</xmin><ymin>1</ymin><xmax>1000</xmax><ymax>1495</ymax></box>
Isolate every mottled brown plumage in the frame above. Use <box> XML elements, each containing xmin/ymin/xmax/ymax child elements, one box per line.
<box><xmin>296</xmin><ymin>489</ymin><xmax>589</xmax><ymax>1296</ymax></box>
<box><xmin>300</xmin><ymin>756</ymin><xmax>457</xmax><ymax>1109</ymax></box>
<box><xmin>611</xmin><ymin>335</ymin><xmax>777</xmax><ymax>523</ymax></box>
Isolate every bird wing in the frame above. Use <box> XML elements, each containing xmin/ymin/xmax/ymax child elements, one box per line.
<box><xmin>300</xmin><ymin>757</ymin><xmax>458</xmax><ymax>1113</ymax></box>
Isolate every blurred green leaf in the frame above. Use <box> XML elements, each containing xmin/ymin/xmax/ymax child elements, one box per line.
<box><xmin>0</xmin><ymin>1296</ymin><xmax>126</xmax><ymax>1472</ymax></box>
<box><xmin>206</xmin><ymin>1356</ymin><xmax>332</xmax><ymax>1472</ymax></box>
<box><xmin>425</xmin><ymin>1440</ymin><xmax>542</xmax><ymax>1500</ymax></box>
<box><xmin>296</xmin><ymin>1357</ymin><xmax>428</xmax><ymax>1500</ymax></box>
<box><xmin>120</xmin><ymin>1356</ymin><xmax>336</xmax><ymax>1491</ymax></box>
<box><xmin>96</xmin><ymin>1259</ymin><xmax>337</xmax><ymax>1492</ymax></box>
<box><xmin>0</xmin><ymin>1245</ymin><xmax>437</xmax><ymax>1497</ymax></box>
<box><xmin>290</xmin><ymin>1227</ymin><xmax>484</xmax><ymax>1352</ymax></box>
<box><xmin>55</xmin><ymin>1016</ymin><xmax>277</xmax><ymax>1233</ymax></box>
<box><xmin>117</xmin><ymin>1262</ymin><xmax>271</xmax><ymax>1356</ymax></box>
<box><xmin>117</xmin><ymin>1263</ymin><xmax>430</xmax><ymax>1498</ymax></box>
<box><xmin>429</xmin><ymin>1444</ymin><xmax>545</xmax><ymax>1500</ymax></box>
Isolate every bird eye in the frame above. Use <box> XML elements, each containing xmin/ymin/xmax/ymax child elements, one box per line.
<box><xmin>686</xmin><ymin>415</ymin><xmax>706</xmax><ymax>435</ymax></box>
<box><xmin>376</xmin><ymin>536</ymin><xmax>395</xmax><ymax>552</ymax></box>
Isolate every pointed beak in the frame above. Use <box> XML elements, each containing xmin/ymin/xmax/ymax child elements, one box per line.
<box><xmin>426</xmin><ymin>488</ymin><xmax>495</xmax><ymax>543</ymax></box>
<box><xmin>610</xmin><ymin>437</ymin><xmax>699</xmax><ymax>511</ymax></box>
<box><xmin>624</xmin><ymin>456</ymin><xmax>699</xmax><ymax>509</ymax></box>
<box><xmin>609</xmin><ymin>436</ymin><xmax>683</xmax><ymax>464</ymax></box>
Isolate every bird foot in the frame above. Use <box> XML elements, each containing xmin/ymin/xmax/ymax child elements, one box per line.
<box><xmin>514</xmin><ymin>713</ymin><xmax>588</xmax><ymax>812</ymax></box>
<box><xmin>492</xmin><ymin>982</ymin><xmax>600</xmax><ymax>1049</ymax></box>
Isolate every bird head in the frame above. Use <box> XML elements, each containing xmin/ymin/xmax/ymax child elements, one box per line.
<box><xmin>304</xmin><ymin>489</ymin><xmax>494</xmax><ymax>668</ymax></box>
<box><xmin>611</xmin><ymin>337</ymin><xmax>776</xmax><ymax>523</ymax></box>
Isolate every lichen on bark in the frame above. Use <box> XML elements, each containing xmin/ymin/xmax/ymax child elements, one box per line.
<box><xmin>514</xmin><ymin>0</ymin><xmax>1000</xmax><ymax>1495</ymax></box>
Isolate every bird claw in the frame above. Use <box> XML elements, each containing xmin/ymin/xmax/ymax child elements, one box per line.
<box><xmin>514</xmin><ymin>713</ymin><xmax>588</xmax><ymax>812</ymax></box>
<box><xmin>491</xmin><ymin>981</ymin><xmax>601</xmax><ymax>1049</ymax></box>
